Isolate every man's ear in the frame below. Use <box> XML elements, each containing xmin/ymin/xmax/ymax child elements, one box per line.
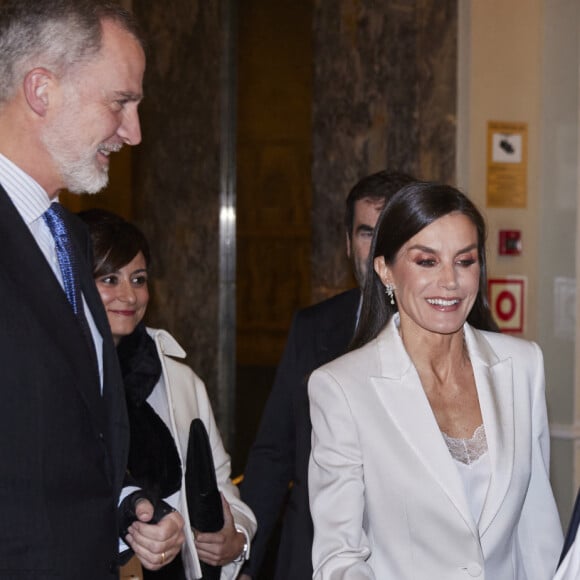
<box><xmin>23</xmin><ymin>68</ymin><xmax>53</xmax><ymax>116</ymax></box>
<box><xmin>345</xmin><ymin>231</ymin><xmax>352</xmax><ymax>259</ymax></box>
<box><xmin>374</xmin><ymin>256</ymin><xmax>391</xmax><ymax>286</ymax></box>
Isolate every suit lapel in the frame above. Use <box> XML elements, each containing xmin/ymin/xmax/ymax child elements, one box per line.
<box><xmin>65</xmin><ymin>208</ymin><xmax>129</xmax><ymax>492</ymax></box>
<box><xmin>315</xmin><ymin>288</ymin><xmax>359</xmax><ymax>362</ymax></box>
<box><xmin>67</xmin><ymin>212</ymin><xmax>114</xmax><ymax>343</ymax></box>
<box><xmin>0</xmin><ymin>187</ymin><xmax>106</xmax><ymax>433</ymax></box>
<box><xmin>371</xmin><ymin>319</ymin><xmax>478</xmax><ymax>536</ymax></box>
<box><xmin>464</xmin><ymin>325</ymin><xmax>515</xmax><ymax>536</ymax></box>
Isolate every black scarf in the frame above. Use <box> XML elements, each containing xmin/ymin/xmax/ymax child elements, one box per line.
<box><xmin>117</xmin><ymin>323</ymin><xmax>182</xmax><ymax>499</ymax></box>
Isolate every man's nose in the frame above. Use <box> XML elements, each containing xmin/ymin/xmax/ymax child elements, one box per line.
<box><xmin>118</xmin><ymin>106</ymin><xmax>142</xmax><ymax>146</ymax></box>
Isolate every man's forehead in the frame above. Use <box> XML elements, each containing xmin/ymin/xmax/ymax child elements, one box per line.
<box><xmin>354</xmin><ymin>197</ymin><xmax>385</xmax><ymax>218</ymax></box>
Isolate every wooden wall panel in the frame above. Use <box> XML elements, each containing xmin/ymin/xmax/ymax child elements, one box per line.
<box><xmin>237</xmin><ymin>0</ymin><xmax>313</xmax><ymax>366</ymax></box>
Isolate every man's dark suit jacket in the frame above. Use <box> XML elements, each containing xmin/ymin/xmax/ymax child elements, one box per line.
<box><xmin>240</xmin><ymin>288</ymin><xmax>360</xmax><ymax>579</ymax></box>
<box><xmin>0</xmin><ymin>186</ymin><xmax>129</xmax><ymax>579</ymax></box>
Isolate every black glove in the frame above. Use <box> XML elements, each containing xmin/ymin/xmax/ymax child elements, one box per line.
<box><xmin>119</xmin><ymin>489</ymin><xmax>175</xmax><ymax>539</ymax></box>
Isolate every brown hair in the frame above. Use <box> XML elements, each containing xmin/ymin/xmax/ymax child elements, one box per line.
<box><xmin>77</xmin><ymin>208</ymin><xmax>150</xmax><ymax>278</ymax></box>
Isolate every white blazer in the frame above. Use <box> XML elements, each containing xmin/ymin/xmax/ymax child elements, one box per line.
<box><xmin>555</xmin><ymin>537</ymin><xmax>579</xmax><ymax>580</ymax></box>
<box><xmin>308</xmin><ymin>316</ymin><xmax>562</xmax><ymax>580</ymax></box>
<box><xmin>147</xmin><ymin>328</ymin><xmax>257</xmax><ymax>580</ymax></box>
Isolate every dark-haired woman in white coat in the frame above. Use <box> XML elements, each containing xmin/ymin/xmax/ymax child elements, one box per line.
<box><xmin>80</xmin><ymin>209</ymin><xmax>256</xmax><ymax>580</ymax></box>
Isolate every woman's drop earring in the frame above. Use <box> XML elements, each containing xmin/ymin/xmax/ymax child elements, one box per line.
<box><xmin>385</xmin><ymin>283</ymin><xmax>395</xmax><ymax>305</ymax></box>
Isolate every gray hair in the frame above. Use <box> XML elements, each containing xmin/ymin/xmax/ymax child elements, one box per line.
<box><xmin>0</xmin><ymin>0</ymin><xmax>144</xmax><ymax>104</ymax></box>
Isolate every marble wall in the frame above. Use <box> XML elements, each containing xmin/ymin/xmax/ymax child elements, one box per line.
<box><xmin>311</xmin><ymin>0</ymin><xmax>457</xmax><ymax>300</ymax></box>
<box><xmin>236</xmin><ymin>0</ymin><xmax>314</xmax><ymax>366</ymax></box>
<box><xmin>130</xmin><ymin>0</ymin><xmax>224</xmax><ymax>418</ymax></box>
<box><xmin>125</xmin><ymin>0</ymin><xmax>457</xmax><ymax>445</ymax></box>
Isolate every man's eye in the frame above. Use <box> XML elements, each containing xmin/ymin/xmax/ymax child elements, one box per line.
<box><xmin>112</xmin><ymin>100</ymin><xmax>128</xmax><ymax>112</ymax></box>
<box><xmin>416</xmin><ymin>259</ymin><xmax>436</xmax><ymax>267</ymax></box>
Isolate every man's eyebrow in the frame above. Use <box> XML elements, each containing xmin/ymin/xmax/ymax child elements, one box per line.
<box><xmin>114</xmin><ymin>90</ymin><xmax>143</xmax><ymax>102</ymax></box>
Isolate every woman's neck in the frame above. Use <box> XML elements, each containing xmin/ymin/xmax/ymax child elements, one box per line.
<box><xmin>399</xmin><ymin>322</ymin><xmax>469</xmax><ymax>384</ymax></box>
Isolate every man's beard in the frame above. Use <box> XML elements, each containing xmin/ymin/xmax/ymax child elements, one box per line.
<box><xmin>40</xmin><ymin>103</ymin><xmax>111</xmax><ymax>195</ymax></box>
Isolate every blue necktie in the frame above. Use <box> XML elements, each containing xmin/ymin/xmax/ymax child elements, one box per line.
<box><xmin>43</xmin><ymin>203</ymin><xmax>83</xmax><ymax>314</ymax></box>
<box><xmin>43</xmin><ymin>203</ymin><xmax>97</xmax><ymax>368</ymax></box>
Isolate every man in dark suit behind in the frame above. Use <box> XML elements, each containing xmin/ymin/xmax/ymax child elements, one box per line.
<box><xmin>239</xmin><ymin>170</ymin><xmax>415</xmax><ymax>579</ymax></box>
<box><xmin>0</xmin><ymin>1</ymin><xmax>183</xmax><ymax>577</ymax></box>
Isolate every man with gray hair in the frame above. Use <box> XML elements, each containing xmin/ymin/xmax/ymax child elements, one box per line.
<box><xmin>0</xmin><ymin>1</ymin><xmax>183</xmax><ymax>577</ymax></box>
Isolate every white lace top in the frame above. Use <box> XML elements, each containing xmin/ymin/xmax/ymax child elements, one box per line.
<box><xmin>442</xmin><ymin>424</ymin><xmax>491</xmax><ymax>523</ymax></box>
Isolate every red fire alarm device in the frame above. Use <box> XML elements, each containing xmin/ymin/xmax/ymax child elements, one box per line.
<box><xmin>499</xmin><ymin>230</ymin><xmax>522</xmax><ymax>255</ymax></box>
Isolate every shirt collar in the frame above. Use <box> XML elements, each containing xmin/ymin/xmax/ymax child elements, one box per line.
<box><xmin>0</xmin><ymin>153</ymin><xmax>52</xmax><ymax>225</ymax></box>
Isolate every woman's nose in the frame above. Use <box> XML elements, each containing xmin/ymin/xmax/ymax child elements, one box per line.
<box><xmin>439</xmin><ymin>263</ymin><xmax>458</xmax><ymax>289</ymax></box>
<box><xmin>118</xmin><ymin>282</ymin><xmax>137</xmax><ymax>303</ymax></box>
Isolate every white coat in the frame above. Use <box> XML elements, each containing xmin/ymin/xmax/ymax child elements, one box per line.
<box><xmin>147</xmin><ymin>328</ymin><xmax>257</xmax><ymax>580</ymax></box>
<box><xmin>308</xmin><ymin>316</ymin><xmax>562</xmax><ymax>580</ymax></box>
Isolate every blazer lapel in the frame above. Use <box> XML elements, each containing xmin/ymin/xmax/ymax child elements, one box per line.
<box><xmin>370</xmin><ymin>319</ymin><xmax>478</xmax><ymax>536</ymax></box>
<box><xmin>0</xmin><ymin>187</ymin><xmax>106</xmax><ymax>433</ymax></box>
<box><xmin>315</xmin><ymin>288</ymin><xmax>359</xmax><ymax>362</ymax></box>
<box><xmin>464</xmin><ymin>325</ymin><xmax>515</xmax><ymax>536</ymax></box>
<box><xmin>66</xmin><ymin>209</ymin><xmax>129</xmax><ymax>491</ymax></box>
<box><xmin>69</xmin><ymin>215</ymin><xmax>114</xmax><ymax>348</ymax></box>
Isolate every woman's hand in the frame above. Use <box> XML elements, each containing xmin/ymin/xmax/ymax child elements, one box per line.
<box><xmin>194</xmin><ymin>493</ymin><xmax>247</xmax><ymax>566</ymax></box>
